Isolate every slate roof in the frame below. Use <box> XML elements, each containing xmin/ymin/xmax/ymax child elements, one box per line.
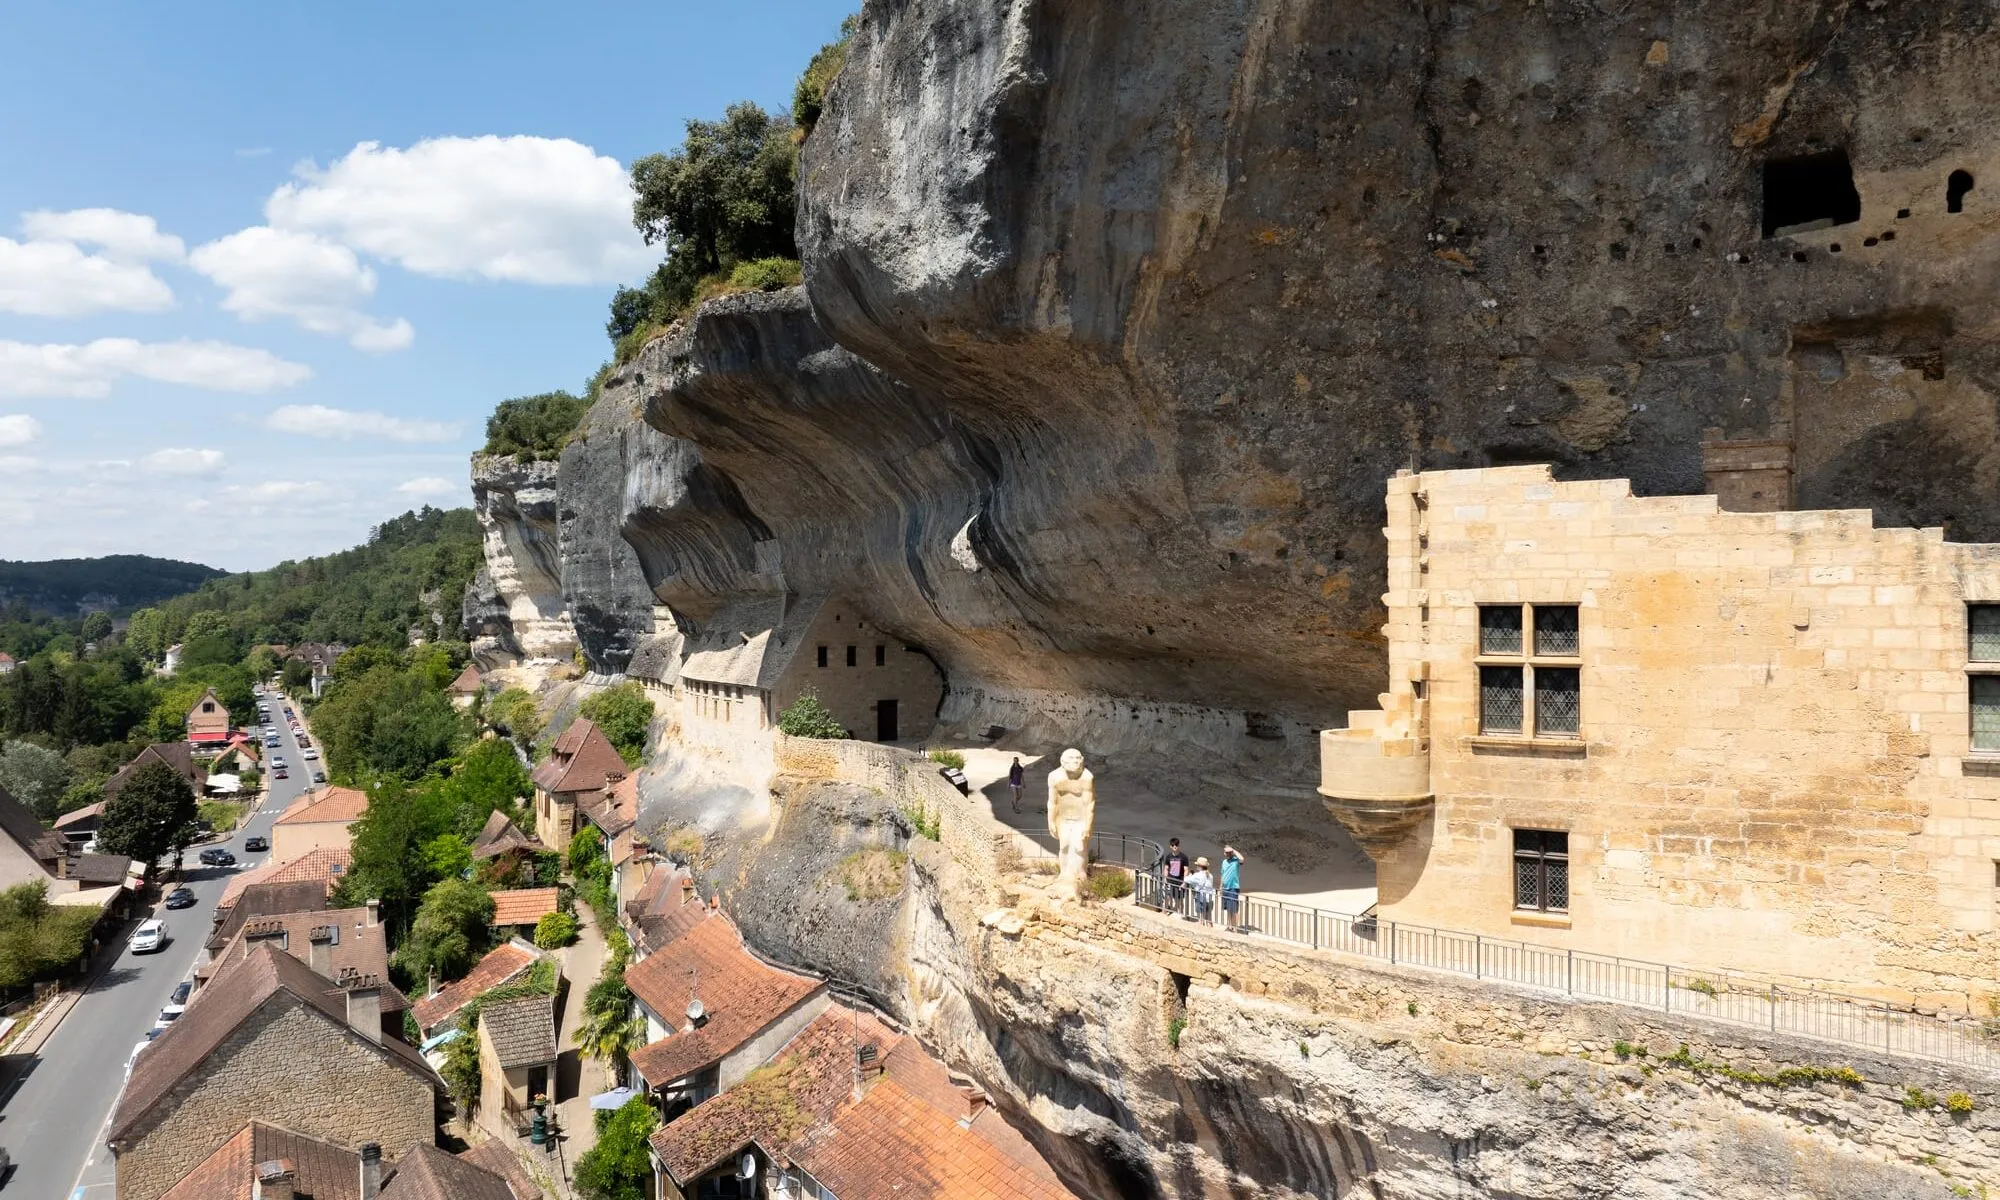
<box><xmin>160</xmin><ymin>1120</ymin><xmax>362</xmax><ymax>1200</ymax></box>
<box><xmin>207</xmin><ymin>879</ymin><xmax>331</xmax><ymax>952</ymax></box>
<box><xmin>649</xmin><ymin>1004</ymin><xmax>902</xmax><ymax>1184</ymax></box>
<box><xmin>219</xmin><ymin>846</ymin><xmax>351</xmax><ymax>910</ymax></box>
<box><xmin>480</xmin><ymin>994</ymin><xmax>557</xmax><ymax>1069</ymax></box>
<box><xmin>53</xmin><ymin>800</ymin><xmax>105</xmax><ymax>830</ymax></box>
<box><xmin>70</xmin><ymin>852</ymin><xmax>133</xmax><ymax>884</ymax></box>
<box><xmin>276</xmin><ymin>786</ymin><xmax>371</xmax><ymax>826</ymax></box>
<box><xmin>788</xmin><ymin>1041</ymin><xmax>1078</xmax><ymax>1200</ymax></box>
<box><xmin>199</xmin><ymin>906</ymin><xmax>412</xmax><ymax>1014</ymax></box>
<box><xmin>111</xmin><ymin>945</ymin><xmax>438</xmax><ymax>1145</ymax></box>
<box><xmin>455</xmin><ymin>1139</ymin><xmax>545</xmax><ymax>1200</ymax></box>
<box><xmin>626</xmin><ymin>915</ymin><xmax>823</xmax><ymax>1088</ymax></box>
<box><xmin>379</xmin><ymin>1143</ymin><xmax>522</xmax><ymax>1200</ymax></box>
<box><xmin>489</xmin><ymin>888</ymin><xmax>560</xmax><ymax>927</ymax></box>
<box><xmin>412</xmin><ymin>941</ymin><xmax>540</xmax><ymax>1033</ymax></box>
<box><xmin>624</xmin><ymin>631</ymin><xmax>683</xmax><ymax>685</ymax></box>
<box><xmin>0</xmin><ymin>781</ymin><xmax>63</xmax><ymax>864</ymax></box>
<box><xmin>528</xmin><ymin>719</ymin><xmax>626</xmax><ymax>796</ymax></box>
<box><xmin>675</xmin><ymin>595</ymin><xmax>821</xmax><ymax>691</ymax></box>
<box><xmin>469</xmin><ymin>811</ymin><xmax>545</xmax><ymax>861</ymax></box>
<box><xmin>105</xmin><ymin>742</ymin><xmax>206</xmax><ymax>798</ymax></box>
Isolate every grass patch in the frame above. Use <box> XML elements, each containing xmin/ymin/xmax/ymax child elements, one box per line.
<box><xmin>198</xmin><ymin>800</ymin><xmax>247</xmax><ymax>834</ymax></box>
<box><xmin>926</xmin><ymin>748</ymin><xmax>966</xmax><ymax>770</ymax></box>
<box><xmin>1168</xmin><ymin>1016</ymin><xmax>1185</xmax><ymax>1049</ymax></box>
<box><xmin>901</xmin><ymin>801</ymin><xmax>940</xmax><ymax>842</ymax></box>
<box><xmin>664</xmin><ymin>829</ymin><xmax>704</xmax><ymax>864</ymax></box>
<box><xmin>837</xmin><ymin>849</ymin><xmax>908</xmax><ymax>902</ymax></box>
<box><xmin>1087</xmin><ymin>867</ymin><xmax>1133</xmax><ymax>901</ymax></box>
<box><xmin>1662</xmin><ymin>1043</ymin><xmax>1865</xmax><ymax>1089</ymax></box>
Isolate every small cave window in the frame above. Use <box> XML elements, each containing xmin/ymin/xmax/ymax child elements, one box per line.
<box><xmin>1948</xmin><ymin>169</ymin><xmax>1975</xmax><ymax>214</ymax></box>
<box><xmin>1761</xmin><ymin>150</ymin><xmax>1862</xmax><ymax>238</ymax></box>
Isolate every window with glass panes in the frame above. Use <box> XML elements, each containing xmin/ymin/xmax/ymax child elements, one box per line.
<box><xmin>1970</xmin><ymin>605</ymin><xmax>2000</xmax><ymax>752</ymax></box>
<box><xmin>1477</xmin><ymin>604</ymin><xmax>1581</xmax><ymax>736</ymax></box>
<box><xmin>1513</xmin><ymin>828</ymin><xmax>1569</xmax><ymax>912</ymax></box>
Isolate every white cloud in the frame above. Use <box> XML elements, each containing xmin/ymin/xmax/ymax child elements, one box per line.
<box><xmin>222</xmin><ymin>479</ymin><xmax>327</xmax><ymax>501</ymax></box>
<box><xmin>21</xmin><ymin>208</ymin><xmax>185</xmax><ymax>261</ymax></box>
<box><xmin>266</xmin><ymin>136</ymin><xmax>651</xmax><ymax>285</ymax></box>
<box><xmin>0</xmin><ymin>338</ymin><xmax>311</xmax><ymax>398</ymax></box>
<box><xmin>0</xmin><ymin>238</ymin><xmax>175</xmax><ymax>317</ymax></box>
<box><xmin>141</xmin><ymin>447</ymin><xmax>226</xmax><ymax>476</ymax></box>
<box><xmin>188</xmin><ymin>226</ymin><xmax>413</xmax><ymax>352</ymax></box>
<box><xmin>0</xmin><ymin>415</ymin><xmax>40</xmax><ymax>448</ymax></box>
<box><xmin>265</xmin><ymin>404</ymin><xmax>459</xmax><ymax>444</ymax></box>
<box><xmin>395</xmin><ymin>476</ymin><xmax>459</xmax><ymax>497</ymax></box>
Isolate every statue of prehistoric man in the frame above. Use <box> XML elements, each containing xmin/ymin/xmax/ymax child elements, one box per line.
<box><xmin>1046</xmin><ymin>748</ymin><xmax>1096</xmax><ymax>900</ymax></box>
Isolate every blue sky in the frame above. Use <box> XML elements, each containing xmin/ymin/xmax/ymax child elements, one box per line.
<box><xmin>0</xmin><ymin>0</ymin><xmax>853</xmax><ymax>570</ymax></box>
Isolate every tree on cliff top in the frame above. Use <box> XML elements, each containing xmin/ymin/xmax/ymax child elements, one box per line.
<box><xmin>793</xmin><ymin>14</ymin><xmax>858</xmax><ymax>140</ymax></box>
<box><xmin>482</xmin><ymin>391</ymin><xmax>591</xmax><ymax>460</ymax></box>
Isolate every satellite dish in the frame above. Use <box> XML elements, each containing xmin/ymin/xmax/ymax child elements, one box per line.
<box><xmin>738</xmin><ymin>1153</ymin><xmax>758</xmax><ymax>1181</ymax></box>
<box><xmin>686</xmin><ymin>997</ymin><xmax>706</xmax><ymax>1024</ymax></box>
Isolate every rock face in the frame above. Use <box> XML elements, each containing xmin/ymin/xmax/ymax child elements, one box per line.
<box><xmin>467</xmin><ymin>454</ymin><xmax>578</xmax><ymax>668</ymax></box>
<box><xmin>554</xmin><ymin>396</ymin><xmax>669</xmax><ymax>674</ymax></box>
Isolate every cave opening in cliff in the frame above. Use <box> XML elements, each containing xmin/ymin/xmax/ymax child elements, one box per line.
<box><xmin>1948</xmin><ymin>169</ymin><xmax>1975</xmax><ymax>213</ymax></box>
<box><xmin>1761</xmin><ymin>150</ymin><xmax>1862</xmax><ymax>238</ymax></box>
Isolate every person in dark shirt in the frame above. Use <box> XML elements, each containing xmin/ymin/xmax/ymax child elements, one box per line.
<box><xmin>1008</xmin><ymin>757</ymin><xmax>1025</xmax><ymax>813</ymax></box>
<box><xmin>1153</xmin><ymin>837</ymin><xmax>1191</xmax><ymax>915</ymax></box>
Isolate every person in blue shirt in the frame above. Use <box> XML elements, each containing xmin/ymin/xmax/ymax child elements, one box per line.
<box><xmin>1219</xmin><ymin>845</ymin><xmax>1245</xmax><ymax>933</ymax></box>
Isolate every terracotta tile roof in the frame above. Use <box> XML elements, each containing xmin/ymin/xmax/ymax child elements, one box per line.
<box><xmin>160</xmin><ymin>1120</ymin><xmax>362</xmax><ymax>1200</ymax></box>
<box><xmin>479</xmin><ymin>994</ymin><xmax>556</xmax><ymax>1069</ymax></box>
<box><xmin>489</xmin><ymin>888</ymin><xmax>559</xmax><ymax>927</ymax></box>
<box><xmin>449</xmin><ymin>663</ymin><xmax>485</xmax><ymax>694</ymax></box>
<box><xmin>457</xmin><ymin>1138</ymin><xmax>547</xmax><ymax>1199</ymax></box>
<box><xmin>412</xmin><ymin>941</ymin><xmax>540</xmax><ymax>1033</ymax></box>
<box><xmin>626</xmin><ymin>916</ymin><xmax>823</xmax><ymax>1088</ymax></box>
<box><xmin>207</xmin><ymin>879</ymin><xmax>331</xmax><ymax>952</ymax></box>
<box><xmin>199</xmin><ymin>906</ymin><xmax>411</xmax><ymax>1014</ymax></box>
<box><xmin>53</xmin><ymin>800</ymin><xmax>105</xmax><ymax>830</ymax></box>
<box><xmin>379</xmin><ymin>1142</ymin><xmax>520</xmax><ymax>1200</ymax></box>
<box><xmin>276</xmin><ymin>785</ymin><xmax>371</xmax><ymax>826</ymax></box>
<box><xmin>789</xmin><ymin>1042</ymin><xmax>1077</xmax><ymax>1200</ymax></box>
<box><xmin>529</xmin><ymin>718</ymin><xmax>626</xmax><ymax>796</ymax></box>
<box><xmin>111</xmin><ymin>945</ymin><xmax>438</xmax><ymax>1145</ymax></box>
<box><xmin>649</xmin><ymin>1004</ymin><xmax>902</xmax><ymax>1184</ymax></box>
<box><xmin>219</xmin><ymin>846</ymin><xmax>351</xmax><ymax>909</ymax></box>
<box><xmin>469</xmin><ymin>811</ymin><xmax>545</xmax><ymax>861</ymax></box>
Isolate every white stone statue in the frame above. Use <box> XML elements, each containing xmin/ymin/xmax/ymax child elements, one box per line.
<box><xmin>1046</xmin><ymin>748</ymin><xmax>1097</xmax><ymax>901</ymax></box>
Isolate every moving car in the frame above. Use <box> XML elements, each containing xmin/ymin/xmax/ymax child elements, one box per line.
<box><xmin>244</xmin><ymin>836</ymin><xmax>268</xmax><ymax>852</ymax></box>
<box><xmin>197</xmin><ymin>847</ymin><xmax>236</xmax><ymax>867</ymax></box>
<box><xmin>273</xmin><ymin>768</ymin><xmax>288</xmax><ymax>780</ymax></box>
<box><xmin>163</xmin><ymin>886</ymin><xmax>196</xmax><ymax>910</ymax></box>
<box><xmin>130</xmin><ymin>919</ymin><xmax>167</xmax><ymax>953</ymax></box>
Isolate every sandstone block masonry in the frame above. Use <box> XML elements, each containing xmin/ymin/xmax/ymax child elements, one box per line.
<box><xmin>1321</xmin><ymin>464</ymin><xmax>2000</xmax><ymax>1008</ymax></box>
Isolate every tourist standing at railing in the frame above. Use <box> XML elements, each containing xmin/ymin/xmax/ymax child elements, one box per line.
<box><xmin>1008</xmin><ymin>756</ymin><xmax>1025</xmax><ymax>813</ymax></box>
<box><xmin>1152</xmin><ymin>837</ymin><xmax>1190</xmax><ymax>913</ymax></box>
<box><xmin>1220</xmin><ymin>846</ymin><xmax>1245</xmax><ymax>933</ymax></box>
<box><xmin>1186</xmin><ymin>857</ymin><xmax>1215</xmax><ymax>923</ymax></box>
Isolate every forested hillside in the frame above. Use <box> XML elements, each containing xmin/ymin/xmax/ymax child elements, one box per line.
<box><xmin>0</xmin><ymin>556</ymin><xmax>223</xmax><ymax>615</ymax></box>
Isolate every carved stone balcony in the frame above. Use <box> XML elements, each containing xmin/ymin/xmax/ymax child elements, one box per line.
<box><xmin>1318</xmin><ymin>695</ymin><xmax>1433</xmax><ymax>860</ymax></box>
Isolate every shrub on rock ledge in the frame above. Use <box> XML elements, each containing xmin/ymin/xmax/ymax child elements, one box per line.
<box><xmin>777</xmin><ymin>691</ymin><xmax>847</xmax><ymax>739</ymax></box>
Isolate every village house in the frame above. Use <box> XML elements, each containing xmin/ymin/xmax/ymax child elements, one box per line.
<box><xmin>186</xmin><ymin>686</ymin><xmax>232</xmax><ymax>747</ymax></box>
<box><xmin>219</xmin><ymin>845</ymin><xmax>351</xmax><ymax>913</ymax></box>
<box><xmin>195</xmin><ymin>901</ymin><xmax>413</xmax><ymax>1041</ymax></box>
<box><xmin>411</xmin><ymin>940</ymin><xmax>544</xmax><ymax>1038</ymax></box>
<box><xmin>272</xmin><ymin>785</ymin><xmax>371</xmax><ymax>862</ymax></box>
<box><xmin>162</xmin><ymin>1127</ymin><xmax>541</xmax><ymax>1200</ymax></box>
<box><xmin>469</xmin><ymin>811</ymin><xmax>548</xmax><ymax>878</ymax></box>
<box><xmin>579</xmin><ymin>771</ymin><xmax>640</xmax><ymax>892</ymax></box>
<box><xmin>473</xmin><ymin>994</ymin><xmax>558</xmax><ymax>1142</ymax></box>
<box><xmin>625</xmin><ymin>913</ymin><xmax>827</xmax><ymax>1116</ymax></box>
<box><xmin>622</xmin><ymin>862</ymin><xmax>707</xmax><ymax>960</ymax></box>
<box><xmin>109</xmin><ymin>945</ymin><xmax>439</xmax><ymax>1200</ymax></box>
<box><xmin>1320</xmin><ymin>461</ymin><xmax>2000</xmax><ymax>1009</ymax></box>
<box><xmin>205</xmin><ymin>880</ymin><xmax>335</xmax><ymax>962</ymax></box>
<box><xmin>0</xmin><ymin>651</ymin><xmax>14</xmax><ymax>674</ymax></box>
<box><xmin>0</xmin><ymin>783</ymin><xmax>135</xmax><ymax>910</ymax></box>
<box><xmin>529</xmin><ymin>719</ymin><xmax>626</xmax><ymax>852</ymax></box>
<box><xmin>448</xmin><ymin>662</ymin><xmax>485</xmax><ymax>710</ymax></box>
<box><xmin>675</xmin><ymin>594</ymin><xmax>945</xmax><ymax>749</ymax></box>
<box><xmin>104</xmin><ymin>741</ymin><xmax>207</xmax><ymax>802</ymax></box>
<box><xmin>488</xmin><ymin>888</ymin><xmax>560</xmax><ymax>938</ymax></box>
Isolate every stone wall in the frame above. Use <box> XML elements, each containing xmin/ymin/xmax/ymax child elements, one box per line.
<box><xmin>113</xmin><ymin>1002</ymin><xmax>433</xmax><ymax>1200</ymax></box>
<box><xmin>771</xmin><ymin>600</ymin><xmax>946</xmax><ymax>744</ymax></box>
<box><xmin>1338</xmin><ymin>465</ymin><xmax>2000</xmax><ymax>1007</ymax></box>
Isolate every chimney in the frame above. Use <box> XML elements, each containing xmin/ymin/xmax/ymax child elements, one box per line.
<box><xmin>365</xmin><ymin>898</ymin><xmax>380</xmax><ymax>928</ymax></box>
<box><xmin>341</xmin><ymin>971</ymin><xmax>382</xmax><ymax>1043</ymax></box>
<box><xmin>253</xmin><ymin>1158</ymin><xmax>297</xmax><ymax>1200</ymax></box>
<box><xmin>307</xmin><ymin>925</ymin><xmax>337</xmax><ymax>977</ymax></box>
<box><xmin>1700</xmin><ymin>425</ymin><xmax>1794</xmax><ymax>512</ymax></box>
<box><xmin>358</xmin><ymin>1143</ymin><xmax>383</xmax><ymax>1200</ymax></box>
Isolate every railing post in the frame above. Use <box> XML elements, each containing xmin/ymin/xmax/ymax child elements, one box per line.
<box><xmin>1387</xmin><ymin>922</ymin><xmax>1397</xmax><ymax>965</ymax></box>
<box><xmin>1565</xmin><ymin>949</ymin><xmax>1572</xmax><ymax>996</ymax></box>
<box><xmin>1474</xmin><ymin>934</ymin><xmax>1482</xmax><ymax>980</ymax></box>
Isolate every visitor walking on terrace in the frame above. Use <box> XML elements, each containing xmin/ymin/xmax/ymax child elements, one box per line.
<box><xmin>1186</xmin><ymin>857</ymin><xmax>1215</xmax><ymax>924</ymax></box>
<box><xmin>1008</xmin><ymin>756</ymin><xmax>1025</xmax><ymax>813</ymax></box>
<box><xmin>1220</xmin><ymin>845</ymin><xmax>1245</xmax><ymax>933</ymax></box>
<box><xmin>1153</xmin><ymin>837</ymin><xmax>1191</xmax><ymax>914</ymax></box>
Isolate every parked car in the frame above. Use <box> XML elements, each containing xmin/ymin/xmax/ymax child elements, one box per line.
<box><xmin>310</xmin><ymin>770</ymin><xmax>326</xmax><ymax>784</ymax></box>
<box><xmin>302</xmin><ymin>749</ymin><xmax>318</xmax><ymax>760</ymax></box>
<box><xmin>170</xmin><ymin>981</ymin><xmax>192</xmax><ymax>1006</ymax></box>
<box><xmin>150</xmin><ymin>1004</ymin><xmax>183</xmax><ymax>1035</ymax></box>
<box><xmin>130</xmin><ymin>919</ymin><xmax>167</xmax><ymax>953</ymax></box>
<box><xmin>163</xmin><ymin>887</ymin><xmax>196</xmax><ymax>910</ymax></box>
<box><xmin>198</xmin><ymin>847</ymin><xmax>236</xmax><ymax>867</ymax></box>
<box><xmin>296</xmin><ymin>735</ymin><xmax>312</xmax><ymax>748</ymax></box>
<box><xmin>245</xmin><ymin>836</ymin><xmax>268</xmax><ymax>852</ymax></box>
<box><xmin>125</xmin><ymin>1039</ymin><xmax>151</xmax><ymax>1075</ymax></box>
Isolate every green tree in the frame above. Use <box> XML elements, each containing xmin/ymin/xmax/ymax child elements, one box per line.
<box><xmin>281</xmin><ymin>658</ymin><xmax>313</xmax><ymax>693</ymax></box>
<box><xmin>79</xmin><ymin>611</ymin><xmax>113</xmax><ymax>644</ymax></box>
<box><xmin>776</xmin><ymin>690</ymin><xmax>847</xmax><ymax>739</ymax></box>
<box><xmin>0</xmin><ymin>741</ymin><xmax>71</xmax><ymax>820</ymax></box>
<box><xmin>394</xmin><ymin>876</ymin><xmax>494</xmax><ymax>985</ymax></box>
<box><xmin>124</xmin><ymin>608</ymin><xmax>167</xmax><ymax>662</ymax></box>
<box><xmin>487</xmin><ymin>688</ymin><xmax>543</xmax><ymax>747</ymax></box>
<box><xmin>340</xmin><ymin>779</ymin><xmax>451</xmax><ymax>936</ymax></box>
<box><xmin>97</xmin><ymin>760</ymin><xmax>197</xmax><ymax>869</ymax></box>
<box><xmin>481</xmin><ymin>392</ymin><xmax>592</xmax><ymax>461</ymax></box>
<box><xmin>575</xmin><ymin>950</ymin><xmax>644</xmax><ymax>1084</ymax></box>
<box><xmin>792</xmin><ymin>14</ymin><xmax>857</xmax><ymax>139</ymax></box>
<box><xmin>0</xmin><ymin>881</ymin><xmax>99</xmax><ymax>989</ymax></box>
<box><xmin>533</xmin><ymin>910</ymin><xmax>579</xmax><ymax>949</ymax></box>
<box><xmin>439</xmin><ymin>738</ymin><xmax>533</xmax><ymax>840</ymax></box>
<box><xmin>578</xmin><ymin>683</ymin><xmax>654</xmax><ymax>765</ymax></box>
<box><xmin>422</xmin><ymin>833</ymin><xmax>473</xmax><ymax>882</ymax></box>
<box><xmin>574</xmin><ymin>1096</ymin><xmax>659</xmax><ymax>1200</ymax></box>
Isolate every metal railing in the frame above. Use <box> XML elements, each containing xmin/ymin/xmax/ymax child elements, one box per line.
<box><xmin>1123</xmin><ymin>868</ymin><xmax>1999</xmax><ymax>1069</ymax></box>
<box><xmin>1011</xmin><ymin>832</ymin><xmax>1166</xmax><ymax>872</ymax></box>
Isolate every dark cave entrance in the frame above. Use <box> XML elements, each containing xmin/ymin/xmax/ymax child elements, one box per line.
<box><xmin>1761</xmin><ymin>150</ymin><xmax>1862</xmax><ymax>237</ymax></box>
<box><xmin>1948</xmin><ymin>169</ymin><xmax>1975</xmax><ymax>214</ymax></box>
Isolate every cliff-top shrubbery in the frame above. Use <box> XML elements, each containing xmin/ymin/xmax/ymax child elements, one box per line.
<box><xmin>481</xmin><ymin>390</ymin><xmax>593</xmax><ymax>460</ymax></box>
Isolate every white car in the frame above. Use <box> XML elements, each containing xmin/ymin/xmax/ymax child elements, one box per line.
<box><xmin>301</xmin><ymin>748</ymin><xmax>319</xmax><ymax>760</ymax></box>
<box><xmin>130</xmin><ymin>919</ymin><xmax>167</xmax><ymax>954</ymax></box>
<box><xmin>125</xmin><ymin>1039</ymin><xmax>151</xmax><ymax>1076</ymax></box>
<box><xmin>150</xmin><ymin>1004</ymin><xmax>184</xmax><ymax>1036</ymax></box>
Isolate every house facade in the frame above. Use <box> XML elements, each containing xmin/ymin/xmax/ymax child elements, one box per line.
<box><xmin>1321</xmin><ymin>464</ymin><xmax>2000</xmax><ymax>1009</ymax></box>
<box><xmin>271</xmin><ymin>785</ymin><xmax>370</xmax><ymax>862</ymax></box>
<box><xmin>530</xmin><ymin>719</ymin><xmax>626</xmax><ymax>852</ymax></box>
<box><xmin>186</xmin><ymin>687</ymin><xmax>231</xmax><ymax>746</ymax></box>
<box><xmin>474</xmin><ymin>994</ymin><xmax>556</xmax><ymax>1141</ymax></box>
<box><xmin>104</xmin><ymin>741</ymin><xmax>207</xmax><ymax>802</ymax></box>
